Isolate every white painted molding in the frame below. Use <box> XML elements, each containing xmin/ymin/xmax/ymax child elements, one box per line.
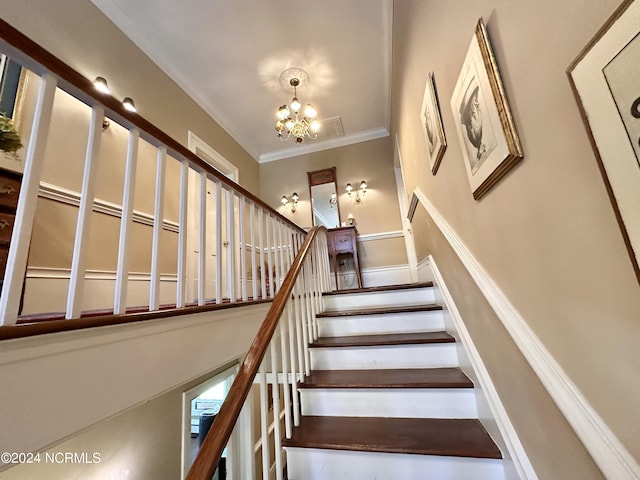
<box><xmin>413</xmin><ymin>187</ymin><xmax>640</xmax><ymax>480</ymax></box>
<box><xmin>428</xmin><ymin>255</ymin><xmax>537</xmax><ymax>480</ymax></box>
<box><xmin>26</xmin><ymin>266</ymin><xmax>177</xmax><ymax>282</ymax></box>
<box><xmin>259</xmin><ymin>128</ymin><xmax>390</xmax><ymax>163</ymax></box>
<box><xmin>38</xmin><ymin>181</ymin><xmax>180</xmax><ymax>233</ymax></box>
<box><xmin>357</xmin><ymin>230</ymin><xmax>403</xmax><ymax>242</ymax></box>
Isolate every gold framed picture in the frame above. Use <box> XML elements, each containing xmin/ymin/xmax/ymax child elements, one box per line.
<box><xmin>450</xmin><ymin>18</ymin><xmax>523</xmax><ymax>200</ymax></box>
<box><xmin>568</xmin><ymin>0</ymin><xmax>640</xmax><ymax>283</ymax></box>
<box><xmin>420</xmin><ymin>72</ymin><xmax>447</xmax><ymax>175</ymax></box>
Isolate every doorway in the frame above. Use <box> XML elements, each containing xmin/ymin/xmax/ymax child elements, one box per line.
<box><xmin>181</xmin><ymin>365</ymin><xmax>237</xmax><ymax>479</ymax></box>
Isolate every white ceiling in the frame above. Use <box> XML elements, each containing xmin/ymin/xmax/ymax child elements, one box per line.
<box><xmin>91</xmin><ymin>0</ymin><xmax>392</xmax><ymax>163</ymax></box>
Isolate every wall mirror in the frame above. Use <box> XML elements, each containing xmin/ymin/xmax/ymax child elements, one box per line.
<box><xmin>308</xmin><ymin>167</ymin><xmax>341</xmax><ymax>228</ymax></box>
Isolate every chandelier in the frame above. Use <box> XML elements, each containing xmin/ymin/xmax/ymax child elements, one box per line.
<box><xmin>275</xmin><ymin>69</ymin><xmax>320</xmax><ymax>144</ymax></box>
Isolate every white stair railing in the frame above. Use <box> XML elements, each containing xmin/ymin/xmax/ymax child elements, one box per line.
<box><xmin>188</xmin><ymin>226</ymin><xmax>330</xmax><ymax>480</ymax></box>
<box><xmin>0</xmin><ymin>20</ymin><xmax>307</xmax><ymax>327</ymax></box>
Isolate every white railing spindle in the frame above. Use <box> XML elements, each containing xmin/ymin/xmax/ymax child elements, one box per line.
<box><xmin>65</xmin><ymin>105</ymin><xmax>103</xmax><ymax>319</ymax></box>
<box><xmin>149</xmin><ymin>145</ymin><xmax>167</xmax><ymax>311</ymax></box>
<box><xmin>113</xmin><ymin>128</ymin><xmax>140</xmax><ymax>315</ymax></box>
<box><xmin>0</xmin><ymin>73</ymin><xmax>56</xmax><ymax>325</ymax></box>
<box><xmin>176</xmin><ymin>159</ymin><xmax>189</xmax><ymax>308</ymax></box>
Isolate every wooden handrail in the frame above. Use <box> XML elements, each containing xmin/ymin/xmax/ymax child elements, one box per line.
<box><xmin>186</xmin><ymin>226</ymin><xmax>326</xmax><ymax>480</ymax></box>
<box><xmin>0</xmin><ymin>18</ymin><xmax>304</xmax><ymax>234</ymax></box>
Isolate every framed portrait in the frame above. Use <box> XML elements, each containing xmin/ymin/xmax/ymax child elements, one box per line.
<box><xmin>450</xmin><ymin>18</ymin><xmax>523</xmax><ymax>200</ymax></box>
<box><xmin>568</xmin><ymin>0</ymin><xmax>640</xmax><ymax>283</ymax></box>
<box><xmin>420</xmin><ymin>72</ymin><xmax>447</xmax><ymax>175</ymax></box>
<box><xmin>0</xmin><ymin>53</ymin><xmax>27</xmax><ymax>127</ymax></box>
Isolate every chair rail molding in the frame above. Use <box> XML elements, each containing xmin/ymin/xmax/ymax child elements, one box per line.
<box><xmin>413</xmin><ymin>187</ymin><xmax>640</xmax><ymax>480</ymax></box>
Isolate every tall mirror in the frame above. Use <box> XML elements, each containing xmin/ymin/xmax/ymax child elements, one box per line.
<box><xmin>308</xmin><ymin>167</ymin><xmax>341</xmax><ymax>228</ymax></box>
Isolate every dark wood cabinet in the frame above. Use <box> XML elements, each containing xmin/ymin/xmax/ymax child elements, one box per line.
<box><xmin>326</xmin><ymin>226</ymin><xmax>363</xmax><ymax>290</ymax></box>
<box><xmin>0</xmin><ymin>167</ymin><xmax>22</xmax><ymax>282</ymax></box>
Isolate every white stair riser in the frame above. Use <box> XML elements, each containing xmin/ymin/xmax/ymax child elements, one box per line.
<box><xmin>317</xmin><ymin>310</ymin><xmax>445</xmax><ymax>337</ymax></box>
<box><xmin>324</xmin><ymin>288</ymin><xmax>435</xmax><ymax>311</ymax></box>
<box><xmin>300</xmin><ymin>388</ymin><xmax>478</xmax><ymax>418</ymax></box>
<box><xmin>285</xmin><ymin>447</ymin><xmax>505</xmax><ymax>480</ymax></box>
<box><xmin>310</xmin><ymin>343</ymin><xmax>458</xmax><ymax>370</ymax></box>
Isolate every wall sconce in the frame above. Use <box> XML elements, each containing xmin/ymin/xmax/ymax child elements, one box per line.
<box><xmin>281</xmin><ymin>192</ymin><xmax>299</xmax><ymax>213</ymax></box>
<box><xmin>346</xmin><ymin>180</ymin><xmax>367</xmax><ymax>203</ymax></box>
<box><xmin>122</xmin><ymin>97</ymin><xmax>137</xmax><ymax>113</ymax></box>
<box><xmin>92</xmin><ymin>76</ymin><xmax>110</xmax><ymax>94</ymax></box>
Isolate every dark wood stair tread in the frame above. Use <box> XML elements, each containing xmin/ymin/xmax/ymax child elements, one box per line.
<box><xmin>323</xmin><ymin>282</ymin><xmax>434</xmax><ymax>296</ymax></box>
<box><xmin>309</xmin><ymin>331</ymin><xmax>454</xmax><ymax>348</ymax></box>
<box><xmin>282</xmin><ymin>416</ymin><xmax>502</xmax><ymax>459</ymax></box>
<box><xmin>318</xmin><ymin>304</ymin><xmax>442</xmax><ymax>317</ymax></box>
<box><xmin>300</xmin><ymin>368</ymin><xmax>473</xmax><ymax>389</ymax></box>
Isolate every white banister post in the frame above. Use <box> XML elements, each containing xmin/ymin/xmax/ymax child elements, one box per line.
<box><xmin>197</xmin><ymin>171</ymin><xmax>207</xmax><ymax>306</ymax></box>
<box><xmin>65</xmin><ymin>105</ymin><xmax>103</xmax><ymax>319</ymax></box>
<box><xmin>287</xmin><ymin>299</ymin><xmax>301</xmax><ymax>426</ymax></box>
<box><xmin>279</xmin><ymin>318</ymin><xmax>292</xmax><ymax>439</ymax></box>
<box><xmin>176</xmin><ymin>159</ymin><xmax>189</xmax><ymax>308</ymax></box>
<box><xmin>258</xmin><ymin>361</ymin><xmax>270</xmax><ymax>480</ymax></box>
<box><xmin>113</xmin><ymin>128</ymin><xmax>140</xmax><ymax>315</ymax></box>
<box><xmin>0</xmin><ymin>73</ymin><xmax>56</xmax><ymax>325</ymax></box>
<box><xmin>215</xmin><ymin>180</ymin><xmax>222</xmax><ymax>303</ymax></box>
<box><xmin>265</xmin><ymin>214</ymin><xmax>274</xmax><ymax>298</ymax></box>
<box><xmin>249</xmin><ymin>202</ymin><xmax>257</xmax><ymax>300</ymax></box>
<box><xmin>149</xmin><ymin>145</ymin><xmax>167</xmax><ymax>311</ymax></box>
<box><xmin>239</xmin><ymin>196</ymin><xmax>247</xmax><ymax>301</ymax></box>
<box><xmin>226</xmin><ymin>187</ymin><xmax>236</xmax><ymax>303</ymax></box>
<box><xmin>258</xmin><ymin>209</ymin><xmax>266</xmax><ymax>299</ymax></box>
<box><xmin>269</xmin><ymin>337</ymin><xmax>283</xmax><ymax>480</ymax></box>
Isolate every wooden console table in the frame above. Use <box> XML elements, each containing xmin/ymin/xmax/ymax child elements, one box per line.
<box><xmin>326</xmin><ymin>226</ymin><xmax>363</xmax><ymax>290</ymax></box>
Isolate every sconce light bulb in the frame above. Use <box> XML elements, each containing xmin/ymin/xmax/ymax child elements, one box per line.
<box><xmin>281</xmin><ymin>195</ymin><xmax>288</xmax><ymax>205</ymax></box>
<box><xmin>346</xmin><ymin>183</ymin><xmax>353</xmax><ymax>194</ymax></box>
<box><xmin>292</xmin><ymin>192</ymin><xmax>299</xmax><ymax>202</ymax></box>
<box><xmin>360</xmin><ymin>180</ymin><xmax>367</xmax><ymax>190</ymax></box>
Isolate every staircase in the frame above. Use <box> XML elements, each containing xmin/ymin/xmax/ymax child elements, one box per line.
<box><xmin>282</xmin><ymin>282</ymin><xmax>505</xmax><ymax>479</ymax></box>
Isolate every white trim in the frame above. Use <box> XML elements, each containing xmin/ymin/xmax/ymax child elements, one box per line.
<box><xmin>259</xmin><ymin>128</ymin><xmax>389</xmax><ymax>163</ymax></box>
<box><xmin>413</xmin><ymin>187</ymin><xmax>640</xmax><ymax>480</ymax></box>
<box><xmin>357</xmin><ymin>230</ymin><xmax>403</xmax><ymax>242</ymax></box>
<box><xmin>38</xmin><ymin>181</ymin><xmax>180</xmax><ymax>233</ymax></box>
<box><xmin>361</xmin><ymin>264</ymin><xmax>411</xmax><ymax>288</ymax></box>
<box><xmin>428</xmin><ymin>255</ymin><xmax>536</xmax><ymax>480</ymax></box>
<box><xmin>187</xmin><ymin>131</ymin><xmax>239</xmax><ymax>182</ymax></box>
<box><xmin>26</xmin><ymin>267</ymin><xmax>177</xmax><ymax>282</ymax></box>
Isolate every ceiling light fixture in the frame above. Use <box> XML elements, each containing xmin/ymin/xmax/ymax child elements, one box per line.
<box><xmin>275</xmin><ymin>68</ymin><xmax>320</xmax><ymax>145</ymax></box>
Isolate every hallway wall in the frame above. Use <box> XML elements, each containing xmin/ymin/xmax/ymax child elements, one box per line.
<box><xmin>392</xmin><ymin>1</ymin><xmax>640</xmax><ymax>478</ymax></box>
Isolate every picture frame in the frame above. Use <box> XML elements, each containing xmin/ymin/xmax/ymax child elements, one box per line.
<box><xmin>568</xmin><ymin>0</ymin><xmax>640</xmax><ymax>284</ymax></box>
<box><xmin>420</xmin><ymin>72</ymin><xmax>447</xmax><ymax>175</ymax></box>
<box><xmin>0</xmin><ymin>53</ymin><xmax>27</xmax><ymax>129</ymax></box>
<box><xmin>450</xmin><ymin>18</ymin><xmax>523</xmax><ymax>200</ymax></box>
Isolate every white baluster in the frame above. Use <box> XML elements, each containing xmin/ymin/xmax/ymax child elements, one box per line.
<box><xmin>239</xmin><ymin>196</ymin><xmax>247</xmax><ymax>302</ymax></box>
<box><xmin>113</xmin><ymin>128</ymin><xmax>140</xmax><ymax>315</ymax></box>
<box><xmin>198</xmin><ymin>171</ymin><xmax>207</xmax><ymax>306</ymax></box>
<box><xmin>258</xmin><ymin>361</ymin><xmax>270</xmax><ymax>480</ymax></box>
<box><xmin>149</xmin><ymin>145</ymin><xmax>167</xmax><ymax>311</ymax></box>
<box><xmin>0</xmin><ymin>73</ymin><xmax>56</xmax><ymax>325</ymax></box>
<box><xmin>226</xmin><ymin>187</ymin><xmax>235</xmax><ymax>303</ymax></box>
<box><xmin>215</xmin><ymin>180</ymin><xmax>222</xmax><ymax>303</ymax></box>
<box><xmin>249</xmin><ymin>202</ymin><xmax>257</xmax><ymax>300</ymax></box>
<box><xmin>176</xmin><ymin>159</ymin><xmax>189</xmax><ymax>308</ymax></box>
<box><xmin>66</xmin><ymin>105</ymin><xmax>103</xmax><ymax>319</ymax></box>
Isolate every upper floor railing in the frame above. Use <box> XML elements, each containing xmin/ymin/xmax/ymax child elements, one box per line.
<box><xmin>0</xmin><ymin>19</ymin><xmax>307</xmax><ymax>332</ymax></box>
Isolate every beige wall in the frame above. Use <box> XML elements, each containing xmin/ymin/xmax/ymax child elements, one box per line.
<box><xmin>0</xmin><ymin>362</ymin><xmax>237</xmax><ymax>480</ymax></box>
<box><xmin>260</xmin><ymin>137</ymin><xmax>408</xmax><ymax>269</ymax></box>
<box><xmin>393</xmin><ymin>0</ymin><xmax>640</xmax><ymax>477</ymax></box>
<box><xmin>1</xmin><ymin>0</ymin><xmax>260</xmax><ymax>194</ymax></box>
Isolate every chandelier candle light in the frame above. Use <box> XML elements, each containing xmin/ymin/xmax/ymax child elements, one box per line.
<box><xmin>275</xmin><ymin>69</ymin><xmax>320</xmax><ymax>144</ymax></box>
